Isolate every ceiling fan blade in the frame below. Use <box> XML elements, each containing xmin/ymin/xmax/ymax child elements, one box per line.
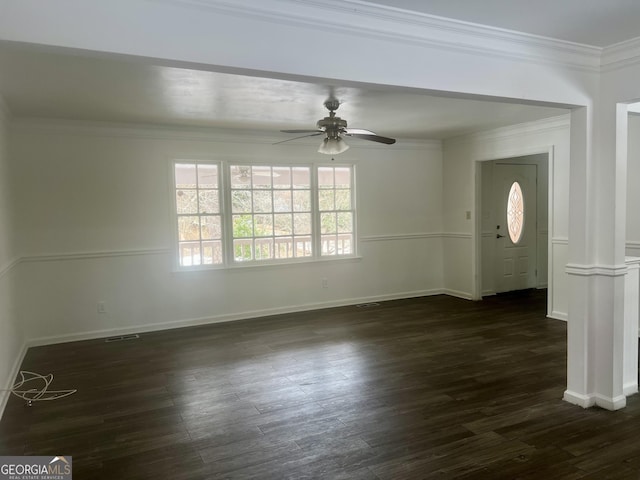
<box><xmin>344</xmin><ymin>133</ymin><xmax>396</xmax><ymax>145</ymax></box>
<box><xmin>280</xmin><ymin>129</ymin><xmax>323</xmax><ymax>134</ymax></box>
<box><xmin>273</xmin><ymin>132</ymin><xmax>324</xmax><ymax>145</ymax></box>
<box><xmin>343</xmin><ymin>128</ymin><xmax>377</xmax><ymax>135</ymax></box>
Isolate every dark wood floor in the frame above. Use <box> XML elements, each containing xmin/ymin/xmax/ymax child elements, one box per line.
<box><xmin>2</xmin><ymin>290</ymin><xmax>640</xmax><ymax>479</ymax></box>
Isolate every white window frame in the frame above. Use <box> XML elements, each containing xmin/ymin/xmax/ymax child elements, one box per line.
<box><xmin>171</xmin><ymin>159</ymin><xmax>357</xmax><ymax>270</ymax></box>
<box><xmin>172</xmin><ymin>160</ymin><xmax>224</xmax><ymax>268</ymax></box>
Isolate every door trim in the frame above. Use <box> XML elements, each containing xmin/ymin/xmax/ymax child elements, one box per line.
<box><xmin>472</xmin><ymin>146</ymin><xmax>555</xmax><ymax>319</ymax></box>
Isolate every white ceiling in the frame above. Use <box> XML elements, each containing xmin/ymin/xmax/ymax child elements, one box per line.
<box><xmin>6</xmin><ymin>1</ymin><xmax>637</xmax><ymax>139</ymax></box>
<box><xmin>367</xmin><ymin>0</ymin><xmax>640</xmax><ymax>47</ymax></box>
<box><xmin>0</xmin><ymin>43</ymin><xmax>569</xmax><ymax>140</ymax></box>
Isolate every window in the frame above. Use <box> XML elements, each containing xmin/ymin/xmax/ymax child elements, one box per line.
<box><xmin>230</xmin><ymin>165</ymin><xmax>312</xmax><ymax>262</ymax></box>
<box><xmin>172</xmin><ymin>162</ymin><xmax>355</xmax><ymax>268</ymax></box>
<box><xmin>174</xmin><ymin>163</ymin><xmax>222</xmax><ymax>266</ymax></box>
<box><xmin>506</xmin><ymin>181</ymin><xmax>524</xmax><ymax>244</ymax></box>
<box><xmin>318</xmin><ymin>166</ymin><xmax>354</xmax><ymax>256</ymax></box>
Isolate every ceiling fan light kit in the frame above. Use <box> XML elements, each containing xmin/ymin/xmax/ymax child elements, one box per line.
<box><xmin>279</xmin><ymin>100</ymin><xmax>396</xmax><ymax>155</ymax></box>
<box><xmin>318</xmin><ymin>136</ymin><xmax>349</xmax><ymax>155</ymax></box>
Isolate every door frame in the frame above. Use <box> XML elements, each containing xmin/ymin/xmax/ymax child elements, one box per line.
<box><xmin>472</xmin><ymin>146</ymin><xmax>555</xmax><ymax>318</ymax></box>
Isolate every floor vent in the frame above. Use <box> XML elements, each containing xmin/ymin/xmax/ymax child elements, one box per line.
<box><xmin>356</xmin><ymin>302</ymin><xmax>381</xmax><ymax>308</ymax></box>
<box><xmin>105</xmin><ymin>334</ymin><xmax>140</xmax><ymax>343</ymax></box>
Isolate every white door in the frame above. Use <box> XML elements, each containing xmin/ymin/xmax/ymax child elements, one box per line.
<box><xmin>493</xmin><ymin>164</ymin><xmax>537</xmax><ymax>293</ymax></box>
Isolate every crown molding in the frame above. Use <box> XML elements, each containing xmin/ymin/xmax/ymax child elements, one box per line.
<box><xmin>150</xmin><ymin>0</ymin><xmax>601</xmax><ymax>72</ymax></box>
<box><xmin>445</xmin><ymin>114</ymin><xmax>570</xmax><ymax>146</ymax></box>
<box><xmin>601</xmin><ymin>36</ymin><xmax>640</xmax><ymax>72</ymax></box>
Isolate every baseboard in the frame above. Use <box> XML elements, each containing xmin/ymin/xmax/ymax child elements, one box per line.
<box><xmin>564</xmin><ymin>390</ymin><xmax>627</xmax><ymax>410</ymax></box>
<box><xmin>27</xmin><ymin>289</ymin><xmax>447</xmax><ymax>347</ymax></box>
<box><xmin>623</xmin><ymin>382</ymin><xmax>638</xmax><ymax>397</ymax></box>
<box><xmin>549</xmin><ymin>310</ymin><xmax>568</xmax><ymax>321</ymax></box>
<box><xmin>594</xmin><ymin>394</ymin><xmax>627</xmax><ymax>411</ymax></box>
<box><xmin>563</xmin><ymin>390</ymin><xmax>595</xmax><ymax>408</ymax></box>
<box><xmin>0</xmin><ymin>341</ymin><xmax>28</xmax><ymax>421</ymax></box>
<box><xmin>441</xmin><ymin>289</ymin><xmax>474</xmax><ymax>300</ymax></box>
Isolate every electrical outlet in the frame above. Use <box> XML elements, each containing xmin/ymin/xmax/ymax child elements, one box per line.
<box><xmin>465</xmin><ymin>211</ymin><xmax>471</xmax><ymax>220</ymax></box>
<box><xmin>321</xmin><ymin>278</ymin><xmax>328</xmax><ymax>289</ymax></box>
<box><xmin>97</xmin><ymin>301</ymin><xmax>107</xmax><ymax>314</ymax></box>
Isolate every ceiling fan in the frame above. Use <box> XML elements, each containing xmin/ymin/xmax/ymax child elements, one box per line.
<box><xmin>277</xmin><ymin>99</ymin><xmax>396</xmax><ymax>155</ymax></box>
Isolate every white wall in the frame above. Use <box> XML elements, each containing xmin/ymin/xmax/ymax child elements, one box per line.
<box><xmin>442</xmin><ymin>115</ymin><xmax>570</xmax><ymax>319</ymax></box>
<box><xmin>10</xmin><ymin>121</ymin><xmax>444</xmax><ymax>344</ymax></box>
<box><xmin>627</xmin><ymin>114</ymin><xmax>640</xmax><ymax>257</ymax></box>
<box><xmin>0</xmin><ymin>104</ymin><xmax>23</xmax><ymax>416</ymax></box>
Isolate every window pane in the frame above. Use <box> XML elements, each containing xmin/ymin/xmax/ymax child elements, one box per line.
<box><xmin>178</xmin><ymin>216</ymin><xmax>200</xmax><ymax>241</ymax></box>
<box><xmin>334</xmin><ymin>167</ymin><xmax>351</xmax><ymax>188</ymax></box>
<box><xmin>318</xmin><ymin>167</ymin><xmax>334</xmax><ymax>188</ymax></box>
<box><xmin>295</xmin><ymin>236</ymin><xmax>312</xmax><ymax>257</ymax></box>
<box><xmin>234</xmin><ymin>239</ymin><xmax>253</xmax><ymax>261</ymax></box>
<box><xmin>199</xmin><ymin>190</ymin><xmax>219</xmax><ymax>214</ymax></box>
<box><xmin>255</xmin><ymin>238</ymin><xmax>274</xmax><ymax>260</ymax></box>
<box><xmin>254</xmin><ymin>214</ymin><xmax>273</xmax><ymax>237</ymax></box>
<box><xmin>293</xmin><ymin>213</ymin><xmax>311</xmax><ymax>235</ymax></box>
<box><xmin>335</xmin><ymin>189</ymin><xmax>351</xmax><ymax>210</ymax></box>
<box><xmin>275</xmin><ymin>238</ymin><xmax>294</xmax><ymax>258</ymax></box>
<box><xmin>274</xmin><ymin>191</ymin><xmax>292</xmax><ymax>212</ymax></box>
<box><xmin>338</xmin><ymin>234</ymin><xmax>353</xmax><ymax>255</ymax></box>
<box><xmin>176</xmin><ymin>189</ymin><xmax>198</xmax><ymax>214</ymax></box>
<box><xmin>252</xmin><ymin>166</ymin><xmax>272</xmax><ymax>188</ymax></box>
<box><xmin>232</xmin><ymin>190</ymin><xmax>252</xmax><ymax>213</ymax></box>
<box><xmin>274</xmin><ymin>214</ymin><xmax>293</xmax><ymax>235</ymax></box>
<box><xmin>175</xmin><ymin>164</ymin><xmax>196</xmax><ymax>188</ymax></box>
<box><xmin>292</xmin><ymin>167</ymin><xmax>310</xmax><ymax>188</ymax></box>
<box><xmin>233</xmin><ymin>215</ymin><xmax>253</xmax><ymax>237</ymax></box>
<box><xmin>273</xmin><ymin>167</ymin><xmax>291</xmax><ymax>189</ymax></box>
<box><xmin>253</xmin><ymin>190</ymin><xmax>273</xmax><ymax>213</ymax></box>
<box><xmin>337</xmin><ymin>212</ymin><xmax>352</xmax><ymax>233</ymax></box>
<box><xmin>319</xmin><ymin>190</ymin><xmax>335</xmax><ymax>211</ymax></box>
<box><xmin>197</xmin><ymin>164</ymin><xmax>218</xmax><ymax>188</ymax></box>
<box><xmin>293</xmin><ymin>190</ymin><xmax>310</xmax><ymax>212</ymax></box>
<box><xmin>202</xmin><ymin>240</ymin><xmax>222</xmax><ymax>265</ymax></box>
<box><xmin>231</xmin><ymin>166</ymin><xmax>252</xmax><ymax>187</ymax></box>
<box><xmin>179</xmin><ymin>242</ymin><xmax>201</xmax><ymax>266</ymax></box>
<box><xmin>321</xmin><ymin>235</ymin><xmax>337</xmax><ymax>255</ymax></box>
<box><xmin>321</xmin><ymin>212</ymin><xmax>337</xmax><ymax>234</ymax></box>
<box><xmin>200</xmin><ymin>215</ymin><xmax>221</xmax><ymax>240</ymax></box>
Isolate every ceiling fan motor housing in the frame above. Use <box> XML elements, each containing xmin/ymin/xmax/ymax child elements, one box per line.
<box><xmin>317</xmin><ymin>115</ymin><xmax>347</xmax><ymax>139</ymax></box>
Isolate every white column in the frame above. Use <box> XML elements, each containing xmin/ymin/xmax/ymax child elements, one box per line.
<box><xmin>565</xmin><ymin>103</ymin><xmax>629</xmax><ymax>410</ymax></box>
<box><xmin>623</xmin><ymin>257</ymin><xmax>640</xmax><ymax>396</ymax></box>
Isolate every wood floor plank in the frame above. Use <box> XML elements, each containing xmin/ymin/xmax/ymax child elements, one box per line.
<box><xmin>4</xmin><ymin>290</ymin><xmax>640</xmax><ymax>478</ymax></box>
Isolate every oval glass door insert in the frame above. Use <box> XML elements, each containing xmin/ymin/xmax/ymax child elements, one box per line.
<box><xmin>507</xmin><ymin>181</ymin><xmax>524</xmax><ymax>244</ymax></box>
